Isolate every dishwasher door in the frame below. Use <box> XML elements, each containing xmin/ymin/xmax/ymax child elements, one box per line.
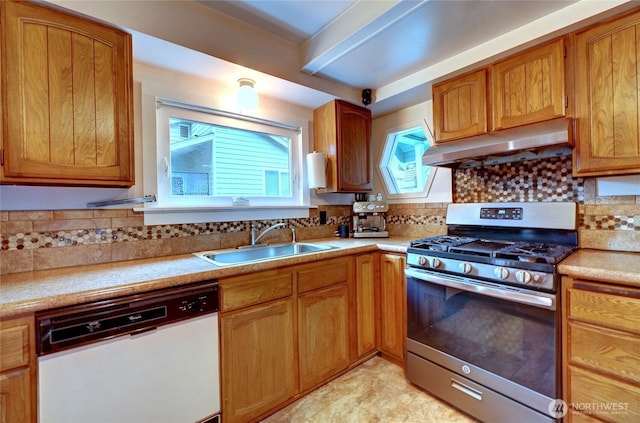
<box><xmin>38</xmin><ymin>313</ymin><xmax>220</xmax><ymax>423</ymax></box>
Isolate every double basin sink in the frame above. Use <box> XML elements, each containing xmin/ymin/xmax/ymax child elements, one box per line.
<box><xmin>195</xmin><ymin>242</ymin><xmax>338</xmax><ymax>266</ymax></box>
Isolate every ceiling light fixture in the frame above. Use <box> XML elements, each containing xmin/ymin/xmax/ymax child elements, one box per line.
<box><xmin>237</xmin><ymin>78</ymin><xmax>258</xmax><ymax>111</ymax></box>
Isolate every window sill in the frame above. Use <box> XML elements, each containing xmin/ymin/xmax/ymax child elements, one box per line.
<box><xmin>135</xmin><ymin>205</ymin><xmax>313</xmax><ymax>225</ymax></box>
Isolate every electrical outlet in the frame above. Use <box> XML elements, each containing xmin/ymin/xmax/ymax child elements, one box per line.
<box><xmin>320</xmin><ymin>211</ymin><xmax>327</xmax><ymax>224</ymax></box>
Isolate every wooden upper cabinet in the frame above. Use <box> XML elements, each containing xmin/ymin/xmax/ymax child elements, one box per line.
<box><xmin>491</xmin><ymin>39</ymin><xmax>566</xmax><ymax>131</ymax></box>
<box><xmin>432</xmin><ymin>69</ymin><xmax>488</xmax><ymax>143</ymax></box>
<box><xmin>313</xmin><ymin>100</ymin><xmax>372</xmax><ymax>192</ymax></box>
<box><xmin>573</xmin><ymin>9</ymin><xmax>640</xmax><ymax>177</ymax></box>
<box><xmin>1</xmin><ymin>0</ymin><xmax>134</xmax><ymax>186</ymax></box>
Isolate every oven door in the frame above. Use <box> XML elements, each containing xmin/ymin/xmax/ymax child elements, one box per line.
<box><xmin>405</xmin><ymin>267</ymin><xmax>560</xmax><ymax>421</ymax></box>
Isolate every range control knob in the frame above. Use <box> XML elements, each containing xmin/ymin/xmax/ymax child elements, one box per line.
<box><xmin>494</xmin><ymin>267</ymin><xmax>509</xmax><ymax>279</ymax></box>
<box><xmin>418</xmin><ymin>256</ymin><xmax>429</xmax><ymax>266</ymax></box>
<box><xmin>430</xmin><ymin>258</ymin><xmax>441</xmax><ymax>269</ymax></box>
<box><xmin>516</xmin><ymin>271</ymin><xmax>532</xmax><ymax>284</ymax></box>
<box><xmin>459</xmin><ymin>262</ymin><xmax>472</xmax><ymax>274</ymax></box>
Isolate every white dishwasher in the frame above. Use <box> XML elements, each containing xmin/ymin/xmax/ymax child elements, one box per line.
<box><xmin>36</xmin><ymin>280</ymin><xmax>220</xmax><ymax>423</ymax></box>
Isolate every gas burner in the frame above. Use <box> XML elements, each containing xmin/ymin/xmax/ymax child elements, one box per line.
<box><xmin>410</xmin><ymin>235</ymin><xmax>477</xmax><ymax>252</ymax></box>
<box><xmin>495</xmin><ymin>243</ymin><xmax>576</xmax><ymax>264</ymax></box>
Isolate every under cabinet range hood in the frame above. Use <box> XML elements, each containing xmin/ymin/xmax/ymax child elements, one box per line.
<box><xmin>423</xmin><ymin>118</ymin><xmax>575</xmax><ymax>168</ymax></box>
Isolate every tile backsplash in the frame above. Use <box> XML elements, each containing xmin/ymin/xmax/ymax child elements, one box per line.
<box><xmin>453</xmin><ymin>155</ymin><xmax>584</xmax><ymax>203</ymax></box>
<box><xmin>1</xmin><ymin>156</ymin><xmax>638</xmax><ymax>275</ymax></box>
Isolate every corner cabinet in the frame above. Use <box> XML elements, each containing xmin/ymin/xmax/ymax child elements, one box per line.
<box><xmin>432</xmin><ymin>69</ymin><xmax>488</xmax><ymax>143</ymax></box>
<box><xmin>379</xmin><ymin>253</ymin><xmax>406</xmax><ymax>363</ymax></box>
<box><xmin>491</xmin><ymin>38</ymin><xmax>567</xmax><ymax>131</ymax></box>
<box><xmin>573</xmin><ymin>9</ymin><xmax>640</xmax><ymax>177</ymax></box>
<box><xmin>562</xmin><ymin>277</ymin><xmax>640</xmax><ymax>423</ymax></box>
<box><xmin>313</xmin><ymin>100</ymin><xmax>372</xmax><ymax>192</ymax></box>
<box><xmin>0</xmin><ymin>316</ymin><xmax>36</xmax><ymax>423</ymax></box>
<box><xmin>1</xmin><ymin>0</ymin><xmax>134</xmax><ymax>186</ymax></box>
<box><xmin>355</xmin><ymin>254</ymin><xmax>377</xmax><ymax>358</ymax></box>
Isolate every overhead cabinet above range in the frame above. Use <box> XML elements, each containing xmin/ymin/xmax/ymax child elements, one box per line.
<box><xmin>0</xmin><ymin>0</ymin><xmax>134</xmax><ymax>187</ymax></box>
<box><xmin>432</xmin><ymin>38</ymin><xmax>568</xmax><ymax>144</ymax></box>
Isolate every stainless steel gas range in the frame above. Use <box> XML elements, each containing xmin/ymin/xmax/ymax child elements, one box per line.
<box><xmin>405</xmin><ymin>202</ymin><xmax>577</xmax><ymax>423</ymax></box>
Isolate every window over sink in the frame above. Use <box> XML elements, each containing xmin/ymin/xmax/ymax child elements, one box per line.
<box><xmin>140</xmin><ymin>84</ymin><xmax>311</xmax><ymax>225</ymax></box>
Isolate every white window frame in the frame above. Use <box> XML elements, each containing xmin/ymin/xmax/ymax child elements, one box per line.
<box><xmin>377</xmin><ymin>121</ymin><xmax>439</xmax><ymax>200</ymax></box>
<box><xmin>139</xmin><ymin>82</ymin><xmax>311</xmax><ymax>225</ymax></box>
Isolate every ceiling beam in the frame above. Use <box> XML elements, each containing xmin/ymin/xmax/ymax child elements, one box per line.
<box><xmin>301</xmin><ymin>0</ymin><xmax>428</xmax><ymax>75</ymax></box>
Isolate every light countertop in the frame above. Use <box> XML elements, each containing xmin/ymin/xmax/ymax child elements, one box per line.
<box><xmin>559</xmin><ymin>249</ymin><xmax>640</xmax><ymax>288</ymax></box>
<box><xmin>0</xmin><ymin>237</ymin><xmax>412</xmax><ymax>319</ymax></box>
<box><xmin>3</xmin><ymin>239</ymin><xmax>638</xmax><ymax>319</ymax></box>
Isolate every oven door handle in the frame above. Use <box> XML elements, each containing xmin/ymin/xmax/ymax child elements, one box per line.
<box><xmin>405</xmin><ymin>268</ymin><xmax>555</xmax><ymax>310</ymax></box>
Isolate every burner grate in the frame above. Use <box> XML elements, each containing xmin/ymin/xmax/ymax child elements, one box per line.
<box><xmin>410</xmin><ymin>235</ymin><xmax>477</xmax><ymax>252</ymax></box>
<box><xmin>495</xmin><ymin>243</ymin><xmax>576</xmax><ymax>264</ymax></box>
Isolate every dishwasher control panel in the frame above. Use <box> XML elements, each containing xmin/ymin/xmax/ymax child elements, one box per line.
<box><xmin>36</xmin><ymin>280</ymin><xmax>218</xmax><ymax>356</ymax></box>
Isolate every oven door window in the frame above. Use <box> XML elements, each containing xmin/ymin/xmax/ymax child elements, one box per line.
<box><xmin>407</xmin><ymin>277</ymin><xmax>557</xmax><ymax>398</ymax></box>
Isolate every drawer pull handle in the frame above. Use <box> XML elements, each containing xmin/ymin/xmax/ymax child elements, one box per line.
<box><xmin>451</xmin><ymin>379</ymin><xmax>482</xmax><ymax>401</ymax></box>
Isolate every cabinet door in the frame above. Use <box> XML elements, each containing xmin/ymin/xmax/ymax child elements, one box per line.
<box><xmin>0</xmin><ymin>316</ymin><xmax>34</xmax><ymax>423</ymax></box>
<box><xmin>433</xmin><ymin>69</ymin><xmax>488</xmax><ymax>142</ymax></box>
<box><xmin>336</xmin><ymin>101</ymin><xmax>372</xmax><ymax>191</ymax></box>
<box><xmin>491</xmin><ymin>39</ymin><xmax>566</xmax><ymax>130</ymax></box>
<box><xmin>562</xmin><ymin>277</ymin><xmax>640</xmax><ymax>423</ymax></box>
<box><xmin>573</xmin><ymin>9</ymin><xmax>640</xmax><ymax>176</ymax></box>
<box><xmin>1</xmin><ymin>1</ymin><xmax>134</xmax><ymax>186</ymax></box>
<box><xmin>298</xmin><ymin>283</ymin><xmax>350</xmax><ymax>391</ymax></box>
<box><xmin>379</xmin><ymin>254</ymin><xmax>406</xmax><ymax>362</ymax></box>
<box><xmin>355</xmin><ymin>254</ymin><xmax>377</xmax><ymax>358</ymax></box>
<box><xmin>0</xmin><ymin>369</ymin><xmax>32</xmax><ymax>423</ymax></box>
<box><xmin>221</xmin><ymin>299</ymin><xmax>297</xmax><ymax>423</ymax></box>
<box><xmin>313</xmin><ymin>100</ymin><xmax>372</xmax><ymax>193</ymax></box>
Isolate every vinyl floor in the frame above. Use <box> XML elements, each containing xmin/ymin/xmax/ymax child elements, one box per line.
<box><xmin>261</xmin><ymin>355</ymin><xmax>479</xmax><ymax>423</ymax></box>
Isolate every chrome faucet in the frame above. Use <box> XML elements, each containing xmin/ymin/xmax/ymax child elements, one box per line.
<box><xmin>251</xmin><ymin>222</ymin><xmax>286</xmax><ymax>245</ymax></box>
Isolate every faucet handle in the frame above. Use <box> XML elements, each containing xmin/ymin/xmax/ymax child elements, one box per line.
<box><xmin>292</xmin><ymin>227</ymin><xmax>296</xmax><ymax>243</ymax></box>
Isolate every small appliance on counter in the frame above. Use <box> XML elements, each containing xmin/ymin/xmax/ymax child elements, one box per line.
<box><xmin>352</xmin><ymin>201</ymin><xmax>389</xmax><ymax>238</ymax></box>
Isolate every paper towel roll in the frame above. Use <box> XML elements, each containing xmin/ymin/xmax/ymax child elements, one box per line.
<box><xmin>306</xmin><ymin>152</ymin><xmax>327</xmax><ymax>189</ymax></box>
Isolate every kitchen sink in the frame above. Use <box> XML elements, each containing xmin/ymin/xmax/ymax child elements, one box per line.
<box><xmin>195</xmin><ymin>243</ymin><xmax>338</xmax><ymax>266</ymax></box>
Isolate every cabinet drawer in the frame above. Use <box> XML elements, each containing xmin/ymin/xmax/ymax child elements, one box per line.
<box><xmin>567</xmin><ymin>286</ymin><xmax>640</xmax><ymax>334</ymax></box>
<box><xmin>568</xmin><ymin>321</ymin><xmax>640</xmax><ymax>384</ymax></box>
<box><xmin>568</xmin><ymin>366</ymin><xmax>640</xmax><ymax>423</ymax></box>
<box><xmin>296</xmin><ymin>257</ymin><xmax>352</xmax><ymax>293</ymax></box>
<box><xmin>0</xmin><ymin>322</ymin><xmax>30</xmax><ymax>372</ymax></box>
<box><xmin>220</xmin><ymin>270</ymin><xmax>293</xmax><ymax>311</ymax></box>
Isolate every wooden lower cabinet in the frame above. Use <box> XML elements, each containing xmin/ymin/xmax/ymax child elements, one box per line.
<box><xmin>562</xmin><ymin>277</ymin><xmax>640</xmax><ymax>423</ymax></box>
<box><xmin>221</xmin><ymin>299</ymin><xmax>297</xmax><ymax>423</ymax></box>
<box><xmin>220</xmin><ymin>256</ymin><xmax>355</xmax><ymax>422</ymax></box>
<box><xmin>298</xmin><ymin>283</ymin><xmax>350</xmax><ymax>391</ymax></box>
<box><xmin>0</xmin><ymin>315</ymin><xmax>35</xmax><ymax>423</ymax></box>
<box><xmin>355</xmin><ymin>254</ymin><xmax>377</xmax><ymax>358</ymax></box>
<box><xmin>379</xmin><ymin>253</ymin><xmax>406</xmax><ymax>362</ymax></box>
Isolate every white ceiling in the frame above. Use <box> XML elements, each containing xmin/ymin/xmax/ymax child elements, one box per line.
<box><xmin>50</xmin><ymin>0</ymin><xmax>638</xmax><ymax>117</ymax></box>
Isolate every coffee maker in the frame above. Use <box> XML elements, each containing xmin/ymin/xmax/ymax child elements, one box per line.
<box><xmin>352</xmin><ymin>201</ymin><xmax>389</xmax><ymax>238</ymax></box>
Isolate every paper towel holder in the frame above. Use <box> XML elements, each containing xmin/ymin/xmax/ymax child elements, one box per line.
<box><xmin>306</xmin><ymin>151</ymin><xmax>327</xmax><ymax>189</ymax></box>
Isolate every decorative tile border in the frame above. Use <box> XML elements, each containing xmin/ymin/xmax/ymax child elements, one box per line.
<box><xmin>0</xmin><ymin>216</ymin><xmax>352</xmax><ymax>251</ymax></box>
<box><xmin>582</xmin><ymin>214</ymin><xmax>638</xmax><ymax>230</ymax></box>
<box><xmin>386</xmin><ymin>214</ymin><xmax>445</xmax><ymax>226</ymax></box>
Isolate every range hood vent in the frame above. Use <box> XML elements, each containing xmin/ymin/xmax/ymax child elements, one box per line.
<box><xmin>423</xmin><ymin>118</ymin><xmax>575</xmax><ymax>169</ymax></box>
